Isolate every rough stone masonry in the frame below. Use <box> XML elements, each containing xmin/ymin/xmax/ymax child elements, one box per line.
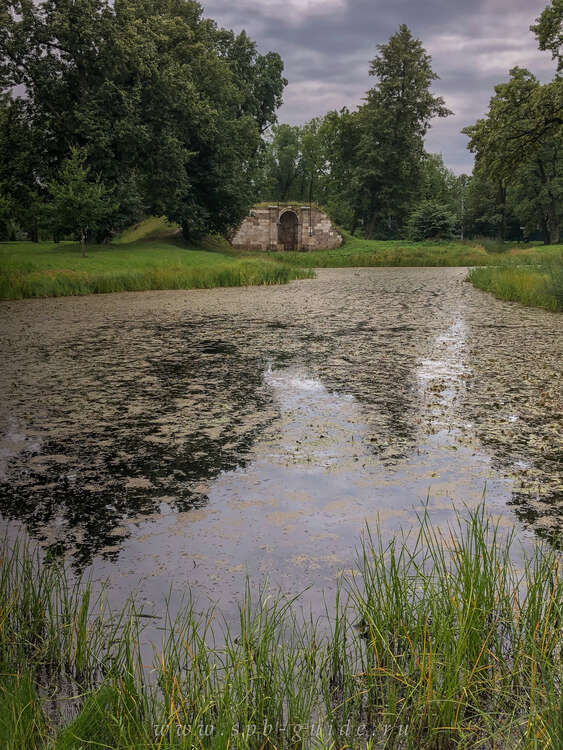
<box><xmin>230</xmin><ymin>204</ymin><xmax>343</xmax><ymax>251</ymax></box>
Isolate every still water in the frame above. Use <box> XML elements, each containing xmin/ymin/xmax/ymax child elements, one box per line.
<box><xmin>1</xmin><ymin>268</ymin><xmax>561</xmax><ymax>620</ymax></box>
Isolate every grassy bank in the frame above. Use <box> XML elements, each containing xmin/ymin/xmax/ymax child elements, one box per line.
<box><xmin>0</xmin><ymin>220</ymin><xmax>312</xmax><ymax>300</ymax></box>
<box><xmin>257</xmin><ymin>233</ymin><xmax>562</xmax><ymax>275</ymax></box>
<box><xmin>2</xmin><ymin>217</ymin><xmax>562</xmax><ymax>306</ymax></box>
<box><xmin>2</xmin><ymin>506</ymin><xmax>562</xmax><ymax>749</ymax></box>
<box><xmin>267</xmin><ymin>236</ymin><xmax>494</xmax><ymax>268</ymax></box>
<box><xmin>266</xmin><ymin>233</ymin><xmax>563</xmax><ymax>312</ymax></box>
<box><xmin>468</xmin><ymin>249</ymin><xmax>563</xmax><ymax>312</ymax></box>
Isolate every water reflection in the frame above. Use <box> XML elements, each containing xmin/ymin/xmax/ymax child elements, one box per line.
<box><xmin>74</xmin><ymin>358</ymin><xmax>516</xmax><ymax>624</ymax></box>
<box><xmin>0</xmin><ymin>267</ymin><xmax>561</xmax><ymax>577</ymax></box>
<box><xmin>0</xmin><ymin>330</ymin><xmax>276</xmax><ymax>566</ymax></box>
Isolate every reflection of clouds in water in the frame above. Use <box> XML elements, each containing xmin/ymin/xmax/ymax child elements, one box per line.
<box><xmin>262</xmin><ymin>363</ymin><xmax>367</xmax><ymax>469</ymax></box>
<box><xmin>417</xmin><ymin>319</ymin><xmax>469</xmax><ymax>390</ymax></box>
<box><xmin>1</xmin><ymin>267</ymin><xmax>560</xmax><ymax>591</ymax></box>
<box><xmin>264</xmin><ymin>363</ymin><xmax>354</xmax><ymax>408</ymax></box>
<box><xmin>79</xmin><ymin>351</ymin><xmax>517</xmax><ymax>628</ymax></box>
<box><xmin>416</xmin><ymin>318</ymin><xmax>471</xmax><ymax>436</ymax></box>
<box><xmin>265</xmin><ymin>362</ymin><xmax>326</xmax><ymax>395</ymax></box>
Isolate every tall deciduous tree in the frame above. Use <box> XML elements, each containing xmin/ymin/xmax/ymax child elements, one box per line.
<box><xmin>0</xmin><ymin>95</ymin><xmax>44</xmax><ymax>240</ymax></box>
<box><xmin>0</xmin><ymin>0</ymin><xmax>286</xmax><ymax>241</ymax></box>
<box><xmin>531</xmin><ymin>0</ymin><xmax>563</xmax><ymax>72</ymax></box>
<box><xmin>299</xmin><ymin>117</ymin><xmax>328</xmax><ymax>203</ymax></box>
<box><xmin>318</xmin><ymin>108</ymin><xmax>363</xmax><ymax>231</ymax></box>
<box><xmin>261</xmin><ymin>124</ymin><xmax>302</xmax><ymax>201</ymax></box>
<box><xmin>463</xmin><ymin>68</ymin><xmax>562</xmax><ymax>243</ymax></box>
<box><xmin>511</xmin><ymin>137</ymin><xmax>563</xmax><ymax>243</ymax></box>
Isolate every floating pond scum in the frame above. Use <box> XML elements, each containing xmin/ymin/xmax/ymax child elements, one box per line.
<box><xmin>0</xmin><ymin>267</ymin><xmax>561</xmax><ymax>748</ymax></box>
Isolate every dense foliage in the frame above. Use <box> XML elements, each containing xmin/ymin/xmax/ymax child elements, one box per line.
<box><xmin>260</xmin><ymin>26</ymin><xmax>454</xmax><ymax>239</ymax></box>
<box><xmin>0</xmin><ymin>0</ymin><xmax>286</xmax><ymax>243</ymax></box>
<box><xmin>461</xmin><ymin>3</ymin><xmax>562</xmax><ymax>244</ymax></box>
<box><xmin>407</xmin><ymin>199</ymin><xmax>456</xmax><ymax>241</ymax></box>
<box><xmin>259</xmin><ymin>5</ymin><xmax>561</xmax><ymax>244</ymax></box>
<box><xmin>0</xmin><ymin>1</ymin><xmax>560</xmax><ymax>246</ymax></box>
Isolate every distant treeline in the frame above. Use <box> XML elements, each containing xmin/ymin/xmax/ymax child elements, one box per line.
<box><xmin>0</xmin><ymin>1</ymin><xmax>561</xmax><ymax>246</ymax></box>
<box><xmin>259</xmin><ymin>2</ymin><xmax>562</xmax><ymax>244</ymax></box>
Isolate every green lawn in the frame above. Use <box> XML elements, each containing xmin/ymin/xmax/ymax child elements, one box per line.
<box><xmin>0</xmin><ymin>220</ymin><xmax>312</xmax><ymax>300</ymax></box>
<box><xmin>1</xmin><ymin>239</ymin><xmax>234</xmax><ymax>275</ymax></box>
<box><xmin>266</xmin><ymin>235</ymin><xmax>494</xmax><ymax>267</ymax></box>
<box><xmin>1</xmin><ymin>217</ymin><xmax>562</xmax><ymax>307</ymax></box>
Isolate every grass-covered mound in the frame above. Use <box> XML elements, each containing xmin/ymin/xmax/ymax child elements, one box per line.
<box><xmin>1</xmin><ymin>506</ymin><xmax>562</xmax><ymax>749</ymax></box>
<box><xmin>0</xmin><ymin>219</ymin><xmax>312</xmax><ymax>300</ymax></box>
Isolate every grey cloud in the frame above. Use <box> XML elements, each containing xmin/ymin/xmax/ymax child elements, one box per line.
<box><xmin>202</xmin><ymin>0</ymin><xmax>557</xmax><ymax>173</ymax></box>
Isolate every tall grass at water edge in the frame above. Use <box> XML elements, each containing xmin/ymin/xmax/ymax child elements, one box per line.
<box><xmin>0</xmin><ymin>236</ymin><xmax>313</xmax><ymax>300</ymax></box>
<box><xmin>1</xmin><ymin>505</ymin><xmax>562</xmax><ymax>749</ymax></box>
<box><xmin>2</xmin><ymin>225</ymin><xmax>561</xmax><ymax>306</ymax></box>
<box><xmin>469</xmin><ymin>254</ymin><xmax>563</xmax><ymax>312</ymax></box>
<box><xmin>0</xmin><ymin>261</ymin><xmax>313</xmax><ymax>299</ymax></box>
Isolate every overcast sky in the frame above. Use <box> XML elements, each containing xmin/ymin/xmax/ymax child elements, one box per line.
<box><xmin>202</xmin><ymin>0</ymin><xmax>557</xmax><ymax>174</ymax></box>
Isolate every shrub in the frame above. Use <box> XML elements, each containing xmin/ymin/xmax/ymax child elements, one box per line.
<box><xmin>407</xmin><ymin>200</ymin><xmax>456</xmax><ymax>241</ymax></box>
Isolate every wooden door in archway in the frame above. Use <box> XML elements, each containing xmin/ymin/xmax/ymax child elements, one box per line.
<box><xmin>278</xmin><ymin>211</ymin><xmax>298</xmax><ymax>251</ymax></box>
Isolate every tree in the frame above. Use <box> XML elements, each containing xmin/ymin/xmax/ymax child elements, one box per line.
<box><xmin>298</xmin><ymin>117</ymin><xmax>328</xmax><ymax>203</ymax></box>
<box><xmin>0</xmin><ymin>0</ymin><xmax>286</xmax><ymax>241</ymax></box>
<box><xmin>319</xmin><ymin>108</ymin><xmax>364</xmax><ymax>231</ymax></box>
<box><xmin>261</xmin><ymin>124</ymin><xmax>302</xmax><ymax>201</ymax></box>
<box><xmin>407</xmin><ymin>200</ymin><xmax>456</xmax><ymax>241</ymax></box>
<box><xmin>462</xmin><ymin>170</ymin><xmax>510</xmax><ymax>239</ymax></box>
<box><xmin>48</xmin><ymin>147</ymin><xmax>111</xmax><ymax>256</ymax></box>
<box><xmin>531</xmin><ymin>0</ymin><xmax>563</xmax><ymax>72</ymax></box>
<box><xmin>357</xmin><ymin>25</ymin><xmax>452</xmax><ymax>237</ymax></box>
<box><xmin>0</xmin><ymin>95</ymin><xmax>45</xmax><ymax>240</ymax></box>
<box><xmin>463</xmin><ymin>68</ymin><xmax>562</xmax><ymax>242</ymax></box>
<box><xmin>420</xmin><ymin>154</ymin><xmax>458</xmax><ymax>206</ymax></box>
<box><xmin>510</xmin><ymin>136</ymin><xmax>563</xmax><ymax>243</ymax></box>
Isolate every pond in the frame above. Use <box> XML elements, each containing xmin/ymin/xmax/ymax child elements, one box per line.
<box><xmin>0</xmin><ymin>268</ymin><xmax>561</xmax><ymax>621</ymax></box>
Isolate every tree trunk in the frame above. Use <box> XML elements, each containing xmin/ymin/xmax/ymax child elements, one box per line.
<box><xmin>496</xmin><ymin>181</ymin><xmax>507</xmax><ymax>241</ymax></box>
<box><xmin>350</xmin><ymin>212</ymin><xmax>358</xmax><ymax>236</ymax></box>
<box><xmin>80</xmin><ymin>228</ymin><xmax>87</xmax><ymax>257</ymax></box>
<box><xmin>542</xmin><ymin>215</ymin><xmax>550</xmax><ymax>245</ymax></box>
<box><xmin>366</xmin><ymin>212</ymin><xmax>377</xmax><ymax>239</ymax></box>
<box><xmin>549</xmin><ymin>199</ymin><xmax>560</xmax><ymax>244</ymax></box>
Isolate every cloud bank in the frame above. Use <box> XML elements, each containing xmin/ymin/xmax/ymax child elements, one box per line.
<box><xmin>203</xmin><ymin>0</ymin><xmax>557</xmax><ymax>173</ymax></box>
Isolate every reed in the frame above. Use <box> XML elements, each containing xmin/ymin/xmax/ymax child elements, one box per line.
<box><xmin>469</xmin><ymin>260</ymin><xmax>563</xmax><ymax>312</ymax></box>
<box><xmin>1</xmin><ymin>506</ymin><xmax>561</xmax><ymax>749</ymax></box>
<box><xmin>0</xmin><ymin>261</ymin><xmax>313</xmax><ymax>300</ymax></box>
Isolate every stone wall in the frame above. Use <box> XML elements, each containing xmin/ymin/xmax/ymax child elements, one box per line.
<box><xmin>230</xmin><ymin>204</ymin><xmax>343</xmax><ymax>251</ymax></box>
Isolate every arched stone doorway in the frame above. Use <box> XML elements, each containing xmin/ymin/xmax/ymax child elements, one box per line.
<box><xmin>278</xmin><ymin>210</ymin><xmax>298</xmax><ymax>251</ymax></box>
